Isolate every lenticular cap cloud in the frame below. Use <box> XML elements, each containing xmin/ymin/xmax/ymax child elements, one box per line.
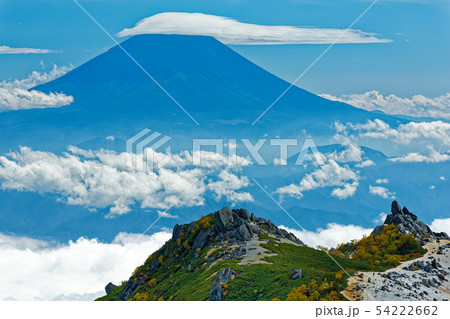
<box><xmin>117</xmin><ymin>12</ymin><xmax>391</xmax><ymax>45</ymax></box>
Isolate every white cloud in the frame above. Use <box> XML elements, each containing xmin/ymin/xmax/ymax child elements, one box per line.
<box><xmin>375</xmin><ymin>178</ymin><xmax>389</xmax><ymax>184</ymax></box>
<box><xmin>429</xmin><ymin>185</ymin><xmax>435</xmax><ymax>190</ymax></box>
<box><xmin>0</xmin><ymin>231</ymin><xmax>171</xmax><ymax>301</ymax></box>
<box><xmin>280</xmin><ymin>224</ymin><xmax>372</xmax><ymax>249</ymax></box>
<box><xmin>329</xmin><ymin>144</ymin><xmax>363</xmax><ymax>162</ymax></box>
<box><xmin>439</xmin><ymin>176</ymin><xmax>447</xmax><ymax>181</ymax></box>
<box><xmin>321</xmin><ymin>91</ymin><xmax>450</xmax><ymax>120</ymax></box>
<box><xmin>117</xmin><ymin>12</ymin><xmax>391</xmax><ymax>45</ymax></box>
<box><xmin>0</xmin><ymin>45</ymin><xmax>58</xmax><ymax>54</ymax></box>
<box><xmin>277</xmin><ymin>159</ymin><xmax>359</xmax><ymax>199</ymax></box>
<box><xmin>273</xmin><ymin>158</ymin><xmax>287</xmax><ymax>165</ymax></box>
<box><xmin>207</xmin><ymin>170</ymin><xmax>253</xmax><ymax>203</ymax></box>
<box><xmin>355</xmin><ymin>159</ymin><xmax>375</xmax><ymax>167</ymax></box>
<box><xmin>0</xmin><ymin>146</ymin><xmax>252</xmax><ymax>216</ymax></box>
<box><xmin>0</xmin><ymin>65</ymin><xmax>72</xmax><ymax>90</ymax></box>
<box><xmin>336</xmin><ymin>119</ymin><xmax>450</xmax><ymax>145</ymax></box>
<box><xmin>277</xmin><ymin>144</ymin><xmax>368</xmax><ymax>199</ymax></box>
<box><xmin>0</xmin><ymin>233</ymin><xmax>50</xmax><ymax>250</ymax></box>
<box><xmin>0</xmin><ymin>88</ymin><xmax>74</xmax><ymax>111</ymax></box>
<box><xmin>374</xmin><ymin>212</ymin><xmax>387</xmax><ymax>224</ymax></box>
<box><xmin>389</xmin><ymin>147</ymin><xmax>450</xmax><ymax>163</ymax></box>
<box><xmin>0</xmin><ymin>65</ymin><xmax>73</xmax><ymax>112</ymax></box>
<box><xmin>430</xmin><ymin>218</ymin><xmax>450</xmax><ymax>236</ymax></box>
<box><xmin>369</xmin><ymin>185</ymin><xmax>395</xmax><ymax>199</ymax></box>
<box><xmin>331</xmin><ymin>181</ymin><xmax>359</xmax><ymax>199</ymax></box>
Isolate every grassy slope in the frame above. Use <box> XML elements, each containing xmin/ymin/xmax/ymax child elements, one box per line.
<box><xmin>97</xmin><ymin>234</ymin><xmax>388</xmax><ymax>301</ymax></box>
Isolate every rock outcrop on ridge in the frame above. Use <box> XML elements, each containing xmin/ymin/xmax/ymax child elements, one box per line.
<box><xmin>172</xmin><ymin>207</ymin><xmax>304</xmax><ymax>248</ymax></box>
<box><xmin>372</xmin><ymin>201</ymin><xmax>449</xmax><ymax>242</ymax></box>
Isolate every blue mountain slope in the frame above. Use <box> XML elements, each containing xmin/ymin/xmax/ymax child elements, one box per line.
<box><xmin>0</xmin><ymin>34</ymin><xmax>404</xmax><ymax>153</ymax></box>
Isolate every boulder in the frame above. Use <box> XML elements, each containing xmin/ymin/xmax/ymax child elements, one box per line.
<box><xmin>434</xmin><ymin>232</ymin><xmax>450</xmax><ymax>240</ymax></box>
<box><xmin>105</xmin><ymin>282</ymin><xmax>118</xmax><ymax>294</ymax></box>
<box><xmin>207</xmin><ymin>268</ymin><xmax>236</xmax><ymax>301</ymax></box>
<box><xmin>187</xmin><ymin>221</ymin><xmax>196</xmax><ymax>232</ymax></box>
<box><xmin>172</xmin><ymin>224</ymin><xmax>186</xmax><ymax>241</ymax></box>
<box><xmin>150</xmin><ymin>261</ymin><xmax>159</xmax><ymax>272</ymax></box>
<box><xmin>192</xmin><ymin>228</ymin><xmax>212</xmax><ymax>250</ymax></box>
<box><xmin>246</xmin><ymin>221</ymin><xmax>262</xmax><ymax>235</ymax></box>
<box><xmin>120</xmin><ymin>279</ymin><xmax>139</xmax><ymax>301</ymax></box>
<box><xmin>290</xmin><ymin>269</ymin><xmax>302</xmax><ymax>280</ymax></box>
<box><xmin>230</xmin><ymin>224</ymin><xmax>251</xmax><ymax>241</ymax></box>
<box><xmin>214</xmin><ymin>207</ymin><xmax>234</xmax><ymax>233</ymax></box>
<box><xmin>234</xmin><ymin>208</ymin><xmax>250</xmax><ymax>220</ymax></box>
<box><xmin>391</xmin><ymin>201</ymin><xmax>402</xmax><ymax>215</ymax></box>
<box><xmin>163</xmin><ymin>244</ymin><xmax>169</xmax><ymax>256</ymax></box>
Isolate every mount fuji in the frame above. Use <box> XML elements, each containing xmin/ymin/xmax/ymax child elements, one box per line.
<box><xmin>0</xmin><ymin>34</ymin><xmax>447</xmax><ymax>243</ymax></box>
<box><xmin>0</xmin><ymin>34</ymin><xmax>402</xmax><ymax>153</ymax></box>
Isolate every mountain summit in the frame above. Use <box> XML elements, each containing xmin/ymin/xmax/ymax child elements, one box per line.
<box><xmin>34</xmin><ymin>34</ymin><xmax>355</xmax><ymax>123</ymax></box>
<box><xmin>1</xmin><ymin>34</ymin><xmax>403</xmax><ymax>153</ymax></box>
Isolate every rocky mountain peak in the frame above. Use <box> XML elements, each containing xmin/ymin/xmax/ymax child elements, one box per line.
<box><xmin>172</xmin><ymin>207</ymin><xmax>304</xmax><ymax>248</ymax></box>
<box><xmin>115</xmin><ymin>207</ymin><xmax>304</xmax><ymax>300</ymax></box>
<box><xmin>373</xmin><ymin>201</ymin><xmax>449</xmax><ymax>242</ymax></box>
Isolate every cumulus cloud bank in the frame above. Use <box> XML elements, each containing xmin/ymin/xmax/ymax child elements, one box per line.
<box><xmin>277</xmin><ymin>144</ymin><xmax>367</xmax><ymax>199</ymax></box>
<box><xmin>0</xmin><ymin>65</ymin><xmax>73</xmax><ymax>112</ymax></box>
<box><xmin>0</xmin><ymin>231</ymin><xmax>171</xmax><ymax>301</ymax></box>
<box><xmin>208</xmin><ymin>170</ymin><xmax>253</xmax><ymax>203</ymax></box>
<box><xmin>0</xmin><ymin>45</ymin><xmax>58</xmax><ymax>54</ymax></box>
<box><xmin>0</xmin><ymin>146</ymin><xmax>253</xmax><ymax>216</ymax></box>
<box><xmin>430</xmin><ymin>218</ymin><xmax>450</xmax><ymax>236</ymax></box>
<box><xmin>117</xmin><ymin>12</ymin><xmax>391</xmax><ymax>45</ymax></box>
<box><xmin>321</xmin><ymin>91</ymin><xmax>450</xmax><ymax>120</ymax></box>
<box><xmin>389</xmin><ymin>147</ymin><xmax>450</xmax><ymax>163</ymax></box>
<box><xmin>277</xmin><ymin>160</ymin><xmax>359</xmax><ymax>199</ymax></box>
<box><xmin>280</xmin><ymin>224</ymin><xmax>372</xmax><ymax>249</ymax></box>
<box><xmin>335</xmin><ymin>119</ymin><xmax>450</xmax><ymax>145</ymax></box>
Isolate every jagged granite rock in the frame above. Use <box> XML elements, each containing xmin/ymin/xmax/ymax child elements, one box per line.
<box><xmin>187</xmin><ymin>221</ymin><xmax>196</xmax><ymax>232</ymax></box>
<box><xmin>207</xmin><ymin>267</ymin><xmax>236</xmax><ymax>301</ymax></box>
<box><xmin>372</xmin><ymin>201</ymin><xmax>449</xmax><ymax>242</ymax></box>
<box><xmin>290</xmin><ymin>269</ymin><xmax>303</xmax><ymax>280</ymax></box>
<box><xmin>214</xmin><ymin>207</ymin><xmax>235</xmax><ymax>232</ymax></box>
<box><xmin>150</xmin><ymin>261</ymin><xmax>159</xmax><ymax>272</ymax></box>
<box><xmin>120</xmin><ymin>279</ymin><xmax>139</xmax><ymax>301</ymax></box>
<box><xmin>192</xmin><ymin>228</ymin><xmax>213</xmax><ymax>250</ymax></box>
<box><xmin>211</xmin><ymin>207</ymin><xmax>304</xmax><ymax>246</ymax></box>
<box><xmin>235</xmin><ymin>208</ymin><xmax>250</xmax><ymax>220</ymax></box>
<box><xmin>230</xmin><ymin>224</ymin><xmax>251</xmax><ymax>241</ymax></box>
<box><xmin>105</xmin><ymin>282</ymin><xmax>118</xmax><ymax>294</ymax></box>
<box><xmin>172</xmin><ymin>224</ymin><xmax>186</xmax><ymax>241</ymax></box>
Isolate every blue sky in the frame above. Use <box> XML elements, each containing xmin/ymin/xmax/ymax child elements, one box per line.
<box><xmin>0</xmin><ymin>0</ymin><xmax>448</xmax><ymax>96</ymax></box>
